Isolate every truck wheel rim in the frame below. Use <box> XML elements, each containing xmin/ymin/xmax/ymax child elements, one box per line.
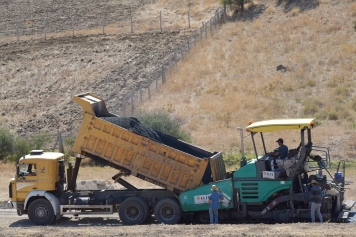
<box><xmin>126</xmin><ymin>206</ymin><xmax>139</xmax><ymax>219</ymax></box>
<box><xmin>161</xmin><ymin>205</ymin><xmax>174</xmax><ymax>220</ymax></box>
<box><xmin>34</xmin><ymin>206</ymin><xmax>48</xmax><ymax>220</ymax></box>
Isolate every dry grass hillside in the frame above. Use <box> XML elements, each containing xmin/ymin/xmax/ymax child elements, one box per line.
<box><xmin>142</xmin><ymin>0</ymin><xmax>356</xmax><ymax>161</ymax></box>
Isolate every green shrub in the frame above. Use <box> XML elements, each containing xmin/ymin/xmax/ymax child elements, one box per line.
<box><xmin>328</xmin><ymin>112</ymin><xmax>338</xmax><ymax>120</ymax></box>
<box><xmin>136</xmin><ymin>110</ymin><xmax>192</xmax><ymax>143</ymax></box>
<box><xmin>1</xmin><ymin>130</ymin><xmax>51</xmax><ymax>163</ymax></box>
<box><xmin>302</xmin><ymin>98</ymin><xmax>323</xmax><ymax>116</ymax></box>
<box><xmin>64</xmin><ymin>136</ymin><xmax>76</xmax><ymax>162</ymax></box>
<box><xmin>223</xmin><ymin>152</ymin><xmax>255</xmax><ymax>168</ymax></box>
<box><xmin>221</xmin><ymin>0</ymin><xmax>252</xmax><ymax>13</ymax></box>
<box><xmin>316</xmin><ymin>110</ymin><xmax>328</xmax><ymax>120</ymax></box>
<box><xmin>0</xmin><ymin>127</ymin><xmax>13</xmax><ymax>161</ymax></box>
<box><xmin>354</xmin><ymin>21</ymin><xmax>356</xmax><ymax>32</ymax></box>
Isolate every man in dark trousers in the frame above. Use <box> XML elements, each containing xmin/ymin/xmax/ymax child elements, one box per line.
<box><xmin>310</xmin><ymin>180</ymin><xmax>323</xmax><ymax>223</ymax></box>
<box><xmin>208</xmin><ymin>185</ymin><xmax>224</xmax><ymax>224</ymax></box>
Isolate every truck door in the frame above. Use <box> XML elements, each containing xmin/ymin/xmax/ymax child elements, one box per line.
<box><xmin>16</xmin><ymin>163</ymin><xmax>38</xmax><ymax>201</ymax></box>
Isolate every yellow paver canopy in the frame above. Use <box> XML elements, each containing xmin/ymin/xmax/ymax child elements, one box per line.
<box><xmin>246</xmin><ymin>118</ymin><xmax>315</xmax><ymax>133</ymax></box>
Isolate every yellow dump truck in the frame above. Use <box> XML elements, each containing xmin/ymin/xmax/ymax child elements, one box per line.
<box><xmin>71</xmin><ymin>93</ymin><xmax>226</xmax><ymax>193</ymax></box>
<box><xmin>8</xmin><ymin>92</ymin><xmax>226</xmax><ymax>225</ymax></box>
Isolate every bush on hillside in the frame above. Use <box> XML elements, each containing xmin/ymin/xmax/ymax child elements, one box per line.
<box><xmin>354</xmin><ymin>21</ymin><xmax>356</xmax><ymax>31</ymax></box>
<box><xmin>136</xmin><ymin>110</ymin><xmax>192</xmax><ymax>143</ymax></box>
<box><xmin>221</xmin><ymin>0</ymin><xmax>252</xmax><ymax>13</ymax></box>
<box><xmin>0</xmin><ymin>127</ymin><xmax>13</xmax><ymax>160</ymax></box>
<box><xmin>0</xmin><ymin>127</ymin><xmax>50</xmax><ymax>163</ymax></box>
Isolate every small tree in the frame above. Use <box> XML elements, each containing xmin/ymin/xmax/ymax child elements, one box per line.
<box><xmin>221</xmin><ymin>0</ymin><xmax>252</xmax><ymax>13</ymax></box>
<box><xmin>354</xmin><ymin>21</ymin><xmax>356</xmax><ymax>32</ymax></box>
<box><xmin>136</xmin><ymin>110</ymin><xmax>192</xmax><ymax>143</ymax></box>
<box><xmin>0</xmin><ymin>127</ymin><xmax>13</xmax><ymax>161</ymax></box>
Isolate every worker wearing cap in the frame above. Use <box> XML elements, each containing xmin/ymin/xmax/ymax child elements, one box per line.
<box><xmin>208</xmin><ymin>185</ymin><xmax>224</xmax><ymax>224</ymax></box>
<box><xmin>271</xmin><ymin>138</ymin><xmax>288</xmax><ymax>159</ymax></box>
<box><xmin>310</xmin><ymin>180</ymin><xmax>323</xmax><ymax>223</ymax></box>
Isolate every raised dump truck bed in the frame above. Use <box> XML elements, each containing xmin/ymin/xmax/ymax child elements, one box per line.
<box><xmin>72</xmin><ymin>93</ymin><xmax>226</xmax><ymax>193</ymax></box>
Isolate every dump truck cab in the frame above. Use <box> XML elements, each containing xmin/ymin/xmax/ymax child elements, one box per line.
<box><xmin>9</xmin><ymin>150</ymin><xmax>65</xmax><ymax>221</ymax></box>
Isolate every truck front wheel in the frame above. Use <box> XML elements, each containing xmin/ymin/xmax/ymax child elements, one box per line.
<box><xmin>154</xmin><ymin>198</ymin><xmax>181</xmax><ymax>224</ymax></box>
<box><xmin>28</xmin><ymin>199</ymin><xmax>55</xmax><ymax>225</ymax></box>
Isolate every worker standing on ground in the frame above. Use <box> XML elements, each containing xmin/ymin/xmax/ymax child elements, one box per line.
<box><xmin>310</xmin><ymin>180</ymin><xmax>323</xmax><ymax>223</ymax></box>
<box><xmin>208</xmin><ymin>185</ymin><xmax>224</xmax><ymax>224</ymax></box>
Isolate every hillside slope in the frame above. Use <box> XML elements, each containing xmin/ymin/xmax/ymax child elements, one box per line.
<box><xmin>141</xmin><ymin>0</ymin><xmax>356</xmax><ymax>159</ymax></box>
<box><xmin>0</xmin><ymin>0</ymin><xmax>218</xmax><ymax>137</ymax></box>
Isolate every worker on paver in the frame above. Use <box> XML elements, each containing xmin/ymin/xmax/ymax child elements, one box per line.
<box><xmin>271</xmin><ymin>138</ymin><xmax>289</xmax><ymax>159</ymax></box>
<box><xmin>310</xmin><ymin>180</ymin><xmax>323</xmax><ymax>223</ymax></box>
<box><xmin>208</xmin><ymin>185</ymin><xmax>224</xmax><ymax>224</ymax></box>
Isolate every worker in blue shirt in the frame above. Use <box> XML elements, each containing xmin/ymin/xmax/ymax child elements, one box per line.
<box><xmin>271</xmin><ymin>138</ymin><xmax>288</xmax><ymax>159</ymax></box>
<box><xmin>310</xmin><ymin>180</ymin><xmax>323</xmax><ymax>222</ymax></box>
<box><xmin>208</xmin><ymin>185</ymin><xmax>224</xmax><ymax>224</ymax></box>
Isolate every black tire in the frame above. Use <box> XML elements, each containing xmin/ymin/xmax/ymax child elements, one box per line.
<box><xmin>154</xmin><ymin>198</ymin><xmax>181</xmax><ymax>224</ymax></box>
<box><xmin>119</xmin><ymin>197</ymin><xmax>148</xmax><ymax>225</ymax></box>
<box><xmin>195</xmin><ymin>212</ymin><xmax>210</xmax><ymax>224</ymax></box>
<box><xmin>28</xmin><ymin>199</ymin><xmax>55</xmax><ymax>225</ymax></box>
<box><xmin>135</xmin><ymin>198</ymin><xmax>150</xmax><ymax>224</ymax></box>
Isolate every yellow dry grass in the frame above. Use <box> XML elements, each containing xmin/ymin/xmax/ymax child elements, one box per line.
<box><xmin>0</xmin><ymin>163</ymin><xmax>16</xmax><ymax>201</ymax></box>
<box><xmin>140</xmin><ymin>0</ymin><xmax>356</xmax><ymax>159</ymax></box>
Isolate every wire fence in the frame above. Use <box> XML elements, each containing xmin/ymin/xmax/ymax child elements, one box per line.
<box><xmin>1</xmin><ymin>2</ymin><xmax>226</xmax><ymax>151</ymax></box>
<box><xmin>113</xmin><ymin>6</ymin><xmax>224</xmax><ymax>116</ymax></box>
<box><xmin>0</xmin><ymin>0</ymin><xmax>220</xmax><ymax>39</ymax></box>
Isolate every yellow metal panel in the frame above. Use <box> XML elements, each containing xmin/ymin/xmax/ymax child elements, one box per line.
<box><xmin>71</xmin><ymin>105</ymin><xmax>210</xmax><ymax>192</ymax></box>
<box><xmin>246</xmin><ymin>118</ymin><xmax>315</xmax><ymax>133</ymax></box>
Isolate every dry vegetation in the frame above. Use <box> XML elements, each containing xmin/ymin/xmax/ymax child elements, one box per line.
<box><xmin>141</xmin><ymin>0</ymin><xmax>356</xmax><ymax>161</ymax></box>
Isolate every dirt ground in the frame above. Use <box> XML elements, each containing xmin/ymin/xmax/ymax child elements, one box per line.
<box><xmin>0</xmin><ymin>30</ymin><xmax>192</xmax><ymax>136</ymax></box>
<box><xmin>1</xmin><ymin>222</ymin><xmax>356</xmax><ymax>237</ymax></box>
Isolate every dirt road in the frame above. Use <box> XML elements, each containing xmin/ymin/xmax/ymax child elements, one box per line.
<box><xmin>0</xmin><ymin>209</ymin><xmax>356</xmax><ymax>236</ymax></box>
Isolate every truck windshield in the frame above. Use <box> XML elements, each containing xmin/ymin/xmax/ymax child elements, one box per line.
<box><xmin>19</xmin><ymin>164</ymin><xmax>28</xmax><ymax>173</ymax></box>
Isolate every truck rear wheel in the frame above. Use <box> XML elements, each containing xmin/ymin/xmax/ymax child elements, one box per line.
<box><xmin>154</xmin><ymin>198</ymin><xmax>181</xmax><ymax>224</ymax></box>
<box><xmin>119</xmin><ymin>197</ymin><xmax>148</xmax><ymax>225</ymax></box>
<box><xmin>28</xmin><ymin>199</ymin><xmax>55</xmax><ymax>225</ymax></box>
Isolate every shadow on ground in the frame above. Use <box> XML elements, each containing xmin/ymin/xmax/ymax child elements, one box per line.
<box><xmin>276</xmin><ymin>0</ymin><xmax>320</xmax><ymax>13</ymax></box>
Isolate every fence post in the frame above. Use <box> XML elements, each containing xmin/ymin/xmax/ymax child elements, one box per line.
<box><xmin>16</xmin><ymin>22</ymin><xmax>20</xmax><ymax>41</ymax></box>
<box><xmin>180</xmin><ymin>45</ymin><xmax>184</xmax><ymax>60</ymax></box>
<box><xmin>160</xmin><ymin>11</ymin><xmax>162</xmax><ymax>32</ymax></box>
<box><xmin>58</xmin><ymin>132</ymin><xmax>65</xmax><ymax>154</ymax></box>
<box><xmin>148</xmin><ymin>80</ymin><xmax>151</xmax><ymax>99</ymax></box>
<box><xmin>200</xmin><ymin>24</ymin><xmax>203</xmax><ymax>42</ymax></box>
<box><xmin>188</xmin><ymin>9</ymin><xmax>190</xmax><ymax>29</ymax></box>
<box><xmin>168</xmin><ymin>57</ymin><xmax>172</xmax><ymax>75</ymax></box>
<box><xmin>194</xmin><ymin>32</ymin><xmax>196</xmax><ymax>46</ymax></box>
<box><xmin>44</xmin><ymin>18</ymin><xmax>47</xmax><ymax>40</ymax></box>
<box><xmin>123</xmin><ymin>97</ymin><xmax>127</xmax><ymax>116</ymax></box>
<box><xmin>102</xmin><ymin>14</ymin><xmax>105</xmax><ymax>34</ymax></box>
<box><xmin>140</xmin><ymin>83</ymin><xmax>143</xmax><ymax>102</ymax></box>
<box><xmin>130</xmin><ymin>90</ymin><xmax>134</xmax><ymax>116</ymax></box>
<box><xmin>174</xmin><ymin>50</ymin><xmax>177</xmax><ymax>66</ymax></box>
<box><xmin>155</xmin><ymin>71</ymin><xmax>158</xmax><ymax>89</ymax></box>
<box><xmin>205</xmin><ymin>21</ymin><xmax>208</xmax><ymax>38</ymax></box>
<box><xmin>130</xmin><ymin>13</ymin><xmax>133</xmax><ymax>33</ymax></box>
<box><xmin>71</xmin><ymin>16</ymin><xmax>75</xmax><ymax>37</ymax></box>
<box><xmin>162</xmin><ymin>64</ymin><xmax>166</xmax><ymax>84</ymax></box>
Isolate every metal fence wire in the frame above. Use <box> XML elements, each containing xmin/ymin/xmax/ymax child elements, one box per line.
<box><xmin>115</xmin><ymin>6</ymin><xmax>224</xmax><ymax>117</ymax></box>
